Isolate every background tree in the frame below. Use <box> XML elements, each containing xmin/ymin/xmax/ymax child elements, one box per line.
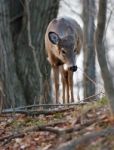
<box><xmin>82</xmin><ymin>0</ymin><xmax>96</xmax><ymax>99</ymax></box>
<box><xmin>95</xmin><ymin>0</ymin><xmax>114</xmax><ymax>114</ymax></box>
<box><xmin>0</xmin><ymin>0</ymin><xmax>59</xmax><ymax>108</ymax></box>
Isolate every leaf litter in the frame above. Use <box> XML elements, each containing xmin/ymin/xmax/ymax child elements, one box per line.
<box><xmin>0</xmin><ymin>99</ymin><xmax>114</xmax><ymax>150</ymax></box>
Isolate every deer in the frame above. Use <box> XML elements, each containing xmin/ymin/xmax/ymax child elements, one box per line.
<box><xmin>45</xmin><ymin>17</ymin><xmax>83</xmax><ymax>104</ymax></box>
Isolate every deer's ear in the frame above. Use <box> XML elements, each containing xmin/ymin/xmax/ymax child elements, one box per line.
<box><xmin>48</xmin><ymin>32</ymin><xmax>60</xmax><ymax>45</ymax></box>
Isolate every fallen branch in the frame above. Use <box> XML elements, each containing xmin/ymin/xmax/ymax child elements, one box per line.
<box><xmin>2</xmin><ymin>92</ymin><xmax>102</xmax><ymax>112</ymax></box>
<box><xmin>0</xmin><ymin>118</ymin><xmax>97</xmax><ymax>146</ymax></box>
<box><xmin>38</xmin><ymin>120</ymin><xmax>96</xmax><ymax>135</ymax></box>
<box><xmin>0</xmin><ymin>120</ymin><xmax>65</xmax><ymax>145</ymax></box>
<box><xmin>2</xmin><ymin>107</ymin><xmax>75</xmax><ymax>116</ymax></box>
<box><xmin>2</xmin><ymin>102</ymin><xmax>87</xmax><ymax>112</ymax></box>
<box><xmin>39</xmin><ymin>126</ymin><xmax>61</xmax><ymax>134</ymax></box>
<box><xmin>0</xmin><ymin>133</ymin><xmax>24</xmax><ymax>146</ymax></box>
<box><xmin>26</xmin><ymin>120</ymin><xmax>67</xmax><ymax>132</ymax></box>
<box><xmin>54</xmin><ymin>127</ymin><xmax>114</xmax><ymax>150</ymax></box>
<box><xmin>25</xmin><ymin>118</ymin><xmax>97</xmax><ymax>135</ymax></box>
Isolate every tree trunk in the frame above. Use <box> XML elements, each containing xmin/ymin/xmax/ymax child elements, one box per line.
<box><xmin>82</xmin><ymin>0</ymin><xmax>96</xmax><ymax>99</ymax></box>
<box><xmin>95</xmin><ymin>0</ymin><xmax>114</xmax><ymax>114</ymax></box>
<box><xmin>0</xmin><ymin>0</ymin><xmax>26</xmax><ymax>108</ymax></box>
<box><xmin>0</xmin><ymin>0</ymin><xmax>59</xmax><ymax>108</ymax></box>
<box><xmin>10</xmin><ymin>0</ymin><xmax>59</xmax><ymax>105</ymax></box>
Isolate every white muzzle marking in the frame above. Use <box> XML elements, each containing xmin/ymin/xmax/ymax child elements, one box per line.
<box><xmin>63</xmin><ymin>64</ymin><xmax>68</xmax><ymax>70</ymax></box>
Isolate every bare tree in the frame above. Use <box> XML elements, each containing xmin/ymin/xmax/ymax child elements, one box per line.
<box><xmin>82</xmin><ymin>0</ymin><xmax>96</xmax><ymax>99</ymax></box>
<box><xmin>95</xmin><ymin>0</ymin><xmax>114</xmax><ymax>114</ymax></box>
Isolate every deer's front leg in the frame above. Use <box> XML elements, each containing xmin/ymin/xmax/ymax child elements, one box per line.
<box><xmin>53</xmin><ymin>67</ymin><xmax>59</xmax><ymax>104</ymax></box>
<box><xmin>60</xmin><ymin>66</ymin><xmax>65</xmax><ymax>104</ymax></box>
<box><xmin>62</xmin><ymin>78</ymin><xmax>65</xmax><ymax>104</ymax></box>
<box><xmin>65</xmin><ymin>71</ymin><xmax>69</xmax><ymax>103</ymax></box>
<box><xmin>68</xmin><ymin>71</ymin><xmax>74</xmax><ymax>103</ymax></box>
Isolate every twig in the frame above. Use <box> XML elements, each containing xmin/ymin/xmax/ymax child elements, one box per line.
<box><xmin>81</xmin><ymin>92</ymin><xmax>103</xmax><ymax>101</ymax></box>
<box><xmin>78</xmin><ymin>67</ymin><xmax>97</xmax><ymax>86</ymax></box>
<box><xmin>0</xmin><ymin>133</ymin><xmax>24</xmax><ymax>146</ymax></box>
<box><xmin>78</xmin><ymin>67</ymin><xmax>104</xmax><ymax>96</ymax></box>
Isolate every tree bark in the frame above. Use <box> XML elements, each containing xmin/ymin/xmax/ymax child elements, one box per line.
<box><xmin>95</xmin><ymin>0</ymin><xmax>114</xmax><ymax>114</ymax></box>
<box><xmin>0</xmin><ymin>0</ymin><xmax>59</xmax><ymax>108</ymax></box>
<box><xmin>0</xmin><ymin>0</ymin><xmax>26</xmax><ymax>108</ymax></box>
<box><xmin>82</xmin><ymin>0</ymin><xmax>96</xmax><ymax>99</ymax></box>
<box><xmin>11</xmin><ymin>0</ymin><xmax>59</xmax><ymax>105</ymax></box>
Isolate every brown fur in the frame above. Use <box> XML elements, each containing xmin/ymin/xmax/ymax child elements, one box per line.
<box><xmin>45</xmin><ymin>17</ymin><xmax>83</xmax><ymax>103</ymax></box>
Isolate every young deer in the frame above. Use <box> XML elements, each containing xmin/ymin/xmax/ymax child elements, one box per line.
<box><xmin>45</xmin><ymin>17</ymin><xmax>83</xmax><ymax>103</ymax></box>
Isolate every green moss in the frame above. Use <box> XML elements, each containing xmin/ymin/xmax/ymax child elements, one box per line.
<box><xmin>23</xmin><ymin>117</ymin><xmax>47</xmax><ymax>126</ymax></box>
<box><xmin>10</xmin><ymin>120</ymin><xmax>17</xmax><ymax>127</ymax></box>
<box><xmin>53</xmin><ymin>113</ymin><xmax>63</xmax><ymax>119</ymax></box>
<box><xmin>106</xmin><ymin>135</ymin><xmax>114</xmax><ymax>142</ymax></box>
<box><xmin>97</xmin><ymin>96</ymin><xmax>108</xmax><ymax>106</ymax></box>
<box><xmin>10</xmin><ymin>118</ymin><xmax>47</xmax><ymax>128</ymax></box>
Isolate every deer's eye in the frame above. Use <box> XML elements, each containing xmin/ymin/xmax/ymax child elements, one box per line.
<box><xmin>61</xmin><ymin>49</ymin><xmax>66</xmax><ymax>55</ymax></box>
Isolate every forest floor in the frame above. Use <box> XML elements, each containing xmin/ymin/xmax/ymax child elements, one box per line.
<box><xmin>0</xmin><ymin>98</ymin><xmax>114</xmax><ymax>150</ymax></box>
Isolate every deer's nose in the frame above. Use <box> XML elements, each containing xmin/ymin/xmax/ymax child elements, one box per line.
<box><xmin>69</xmin><ymin>66</ymin><xmax>77</xmax><ymax>72</ymax></box>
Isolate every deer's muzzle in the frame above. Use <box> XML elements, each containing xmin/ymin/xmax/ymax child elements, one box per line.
<box><xmin>69</xmin><ymin>66</ymin><xmax>77</xmax><ymax>72</ymax></box>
